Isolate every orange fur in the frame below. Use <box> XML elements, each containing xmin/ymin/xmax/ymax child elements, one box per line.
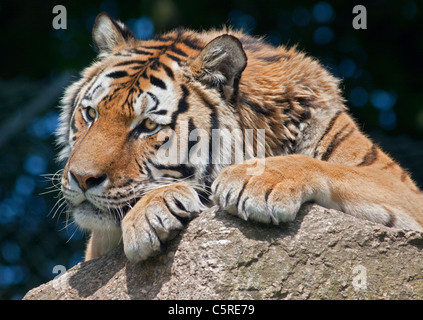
<box><xmin>57</xmin><ymin>13</ymin><xmax>423</xmax><ymax>262</ymax></box>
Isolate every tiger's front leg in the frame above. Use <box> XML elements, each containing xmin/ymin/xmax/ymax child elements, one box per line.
<box><xmin>212</xmin><ymin>154</ymin><xmax>423</xmax><ymax>230</ymax></box>
<box><xmin>121</xmin><ymin>182</ymin><xmax>203</xmax><ymax>262</ymax></box>
<box><xmin>212</xmin><ymin>155</ymin><xmax>326</xmax><ymax>224</ymax></box>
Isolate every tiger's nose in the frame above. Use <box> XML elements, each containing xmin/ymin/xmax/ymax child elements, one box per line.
<box><xmin>69</xmin><ymin>170</ymin><xmax>107</xmax><ymax>192</ymax></box>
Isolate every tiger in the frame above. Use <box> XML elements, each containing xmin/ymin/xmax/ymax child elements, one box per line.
<box><xmin>56</xmin><ymin>12</ymin><xmax>423</xmax><ymax>262</ymax></box>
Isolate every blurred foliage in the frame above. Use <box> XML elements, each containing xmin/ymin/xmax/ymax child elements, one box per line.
<box><xmin>0</xmin><ymin>0</ymin><xmax>422</xmax><ymax>299</ymax></box>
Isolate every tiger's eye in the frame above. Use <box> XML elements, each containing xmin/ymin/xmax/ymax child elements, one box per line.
<box><xmin>86</xmin><ymin>107</ymin><xmax>97</xmax><ymax>122</ymax></box>
<box><xmin>144</xmin><ymin>118</ymin><xmax>158</xmax><ymax>131</ymax></box>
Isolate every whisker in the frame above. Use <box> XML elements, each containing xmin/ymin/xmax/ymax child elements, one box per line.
<box><xmin>51</xmin><ymin>198</ymin><xmax>68</xmax><ymax>220</ymax></box>
<box><xmin>62</xmin><ymin>221</ymin><xmax>82</xmax><ymax>244</ymax></box>
<box><xmin>39</xmin><ymin>188</ymin><xmax>61</xmax><ymax>196</ymax></box>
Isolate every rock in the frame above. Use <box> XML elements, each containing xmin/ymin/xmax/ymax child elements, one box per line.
<box><xmin>23</xmin><ymin>204</ymin><xmax>423</xmax><ymax>300</ymax></box>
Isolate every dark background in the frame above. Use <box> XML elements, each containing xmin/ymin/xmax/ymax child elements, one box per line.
<box><xmin>0</xmin><ymin>0</ymin><xmax>422</xmax><ymax>299</ymax></box>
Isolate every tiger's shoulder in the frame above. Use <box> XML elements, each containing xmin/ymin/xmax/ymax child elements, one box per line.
<box><xmin>155</xmin><ymin>27</ymin><xmax>347</xmax><ymax>155</ymax></box>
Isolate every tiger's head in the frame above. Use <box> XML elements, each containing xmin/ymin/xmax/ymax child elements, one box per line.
<box><xmin>57</xmin><ymin>13</ymin><xmax>247</xmax><ymax>231</ymax></box>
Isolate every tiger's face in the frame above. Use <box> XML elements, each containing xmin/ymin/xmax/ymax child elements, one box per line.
<box><xmin>57</xmin><ymin>13</ymin><xmax>247</xmax><ymax>231</ymax></box>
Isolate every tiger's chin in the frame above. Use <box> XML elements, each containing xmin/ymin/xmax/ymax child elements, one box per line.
<box><xmin>71</xmin><ymin>201</ymin><xmax>126</xmax><ymax>232</ymax></box>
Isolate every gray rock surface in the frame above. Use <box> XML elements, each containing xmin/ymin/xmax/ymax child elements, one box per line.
<box><xmin>23</xmin><ymin>204</ymin><xmax>423</xmax><ymax>300</ymax></box>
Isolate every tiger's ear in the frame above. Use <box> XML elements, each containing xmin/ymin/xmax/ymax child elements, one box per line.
<box><xmin>92</xmin><ymin>12</ymin><xmax>135</xmax><ymax>54</ymax></box>
<box><xmin>190</xmin><ymin>35</ymin><xmax>247</xmax><ymax>88</ymax></box>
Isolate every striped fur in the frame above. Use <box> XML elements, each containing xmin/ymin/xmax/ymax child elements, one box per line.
<box><xmin>57</xmin><ymin>13</ymin><xmax>423</xmax><ymax>261</ymax></box>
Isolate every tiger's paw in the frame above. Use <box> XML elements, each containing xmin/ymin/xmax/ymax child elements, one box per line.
<box><xmin>211</xmin><ymin>158</ymin><xmax>315</xmax><ymax>225</ymax></box>
<box><xmin>121</xmin><ymin>182</ymin><xmax>203</xmax><ymax>262</ymax></box>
